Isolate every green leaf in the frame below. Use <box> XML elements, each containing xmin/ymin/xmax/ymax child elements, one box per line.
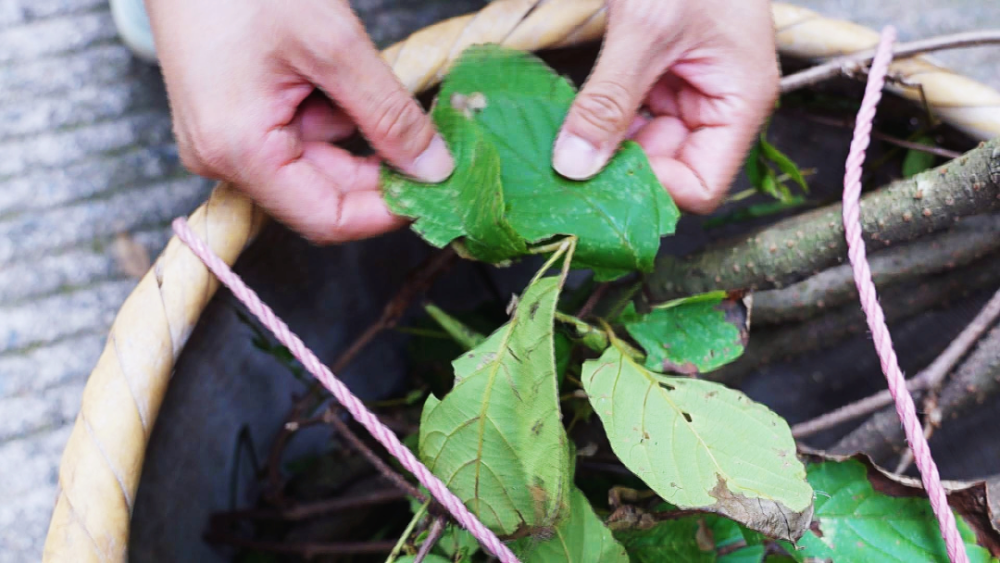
<box><xmin>743</xmin><ymin>141</ymin><xmax>765</xmax><ymax>190</ymax></box>
<box><xmin>383</xmin><ymin>45</ymin><xmax>679</xmax><ymax>276</ymax></box>
<box><xmin>902</xmin><ymin>135</ymin><xmax>938</xmax><ymax>178</ymax></box>
<box><xmin>615</xmin><ymin>519</ymin><xmax>715</xmax><ymax>562</ymax></box>
<box><xmin>615</xmin><ymin>511</ymin><xmax>765</xmax><ymax>562</ymax></box>
<box><xmin>799</xmin><ymin>460</ymin><xmax>996</xmax><ymax>562</ymax></box>
<box><xmin>721</xmin><ymin>546</ymin><xmax>768</xmax><ymax>562</ymax></box>
<box><xmin>619</xmin><ymin>292</ymin><xmax>749</xmax><ymax>375</ymax></box>
<box><xmin>513</xmin><ymin>488</ymin><xmax>629</xmax><ymax>563</ymax></box>
<box><xmin>419</xmin><ymin>276</ymin><xmax>572</xmax><ymax>537</ymax></box>
<box><xmin>581</xmin><ymin>345</ymin><xmax>813</xmax><ymax>540</ymax></box>
<box><xmin>425</xmin><ymin>303</ymin><xmax>487</xmax><ymax>350</ymax></box>
<box><xmin>394</xmin><ymin>555</ymin><xmax>451</xmax><ymax>563</ymax></box>
<box><xmin>431</xmin><ymin>525</ymin><xmax>479</xmax><ymax>562</ymax></box>
<box><xmin>759</xmin><ymin>138</ymin><xmax>809</xmax><ymax>193</ymax></box>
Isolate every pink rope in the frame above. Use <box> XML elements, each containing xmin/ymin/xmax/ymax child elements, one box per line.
<box><xmin>842</xmin><ymin>27</ymin><xmax>967</xmax><ymax>563</ymax></box>
<box><xmin>170</xmin><ymin>218</ymin><xmax>520</xmax><ymax>563</ymax></box>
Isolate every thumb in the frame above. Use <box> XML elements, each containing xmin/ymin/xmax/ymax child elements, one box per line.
<box><xmin>553</xmin><ymin>38</ymin><xmax>661</xmax><ymax>180</ymax></box>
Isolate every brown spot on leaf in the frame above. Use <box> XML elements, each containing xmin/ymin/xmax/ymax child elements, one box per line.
<box><xmin>706</xmin><ymin>475</ymin><xmax>813</xmax><ymax>541</ymax></box>
<box><xmin>662</xmin><ymin>359</ymin><xmax>700</xmax><ymax>375</ymax></box>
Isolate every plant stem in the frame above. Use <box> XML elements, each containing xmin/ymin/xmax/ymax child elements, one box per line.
<box><xmin>202</xmin><ymin>533</ymin><xmax>397</xmax><ymax>557</ymax></box>
<box><xmin>323</xmin><ymin>407</ymin><xmax>428</xmax><ymax>503</ymax></box>
<box><xmin>793</xmin><ymin>284</ymin><xmax>1000</xmax><ymax>439</ymax></box>
<box><xmin>647</xmin><ymin>138</ymin><xmax>1000</xmax><ymax>301</ymax></box>
<box><xmin>833</xmin><ymin>319</ymin><xmax>1000</xmax><ymax>459</ymax></box>
<box><xmin>787</xmin><ymin>110</ymin><xmax>962</xmax><ymax>159</ymax></box>
<box><xmin>264</xmin><ymin>248</ymin><xmax>456</xmax><ymax>501</ymax></box>
<box><xmin>780</xmin><ymin>30</ymin><xmax>1000</xmax><ymax>93</ymax></box>
<box><xmin>213</xmin><ymin>488</ymin><xmax>408</xmax><ymax>522</ymax></box>
<box><xmin>415</xmin><ymin>517</ymin><xmax>447</xmax><ymax>563</ymax></box>
<box><xmin>387</xmin><ymin>499</ymin><xmax>430</xmax><ymax>563</ymax></box>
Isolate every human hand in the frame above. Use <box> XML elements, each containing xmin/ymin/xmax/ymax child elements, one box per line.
<box><xmin>146</xmin><ymin>0</ymin><xmax>454</xmax><ymax>243</ymax></box>
<box><xmin>552</xmin><ymin>0</ymin><xmax>779</xmax><ymax>214</ymax></box>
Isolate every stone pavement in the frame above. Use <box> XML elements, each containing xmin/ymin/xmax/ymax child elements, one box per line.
<box><xmin>0</xmin><ymin>0</ymin><xmax>997</xmax><ymax>561</ymax></box>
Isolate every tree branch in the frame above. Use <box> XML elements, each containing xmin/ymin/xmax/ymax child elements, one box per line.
<box><xmin>792</xmin><ymin>284</ymin><xmax>1000</xmax><ymax>438</ymax></box>
<box><xmin>709</xmin><ymin>254</ymin><xmax>1000</xmax><ymax>386</ymax></box>
<box><xmin>832</xmin><ymin>321</ymin><xmax>1000</xmax><ymax>459</ymax></box>
<box><xmin>754</xmin><ymin>214</ymin><xmax>1000</xmax><ymax>326</ymax></box>
<box><xmin>780</xmin><ymin>30</ymin><xmax>1000</xmax><ymax>93</ymax></box>
<box><xmin>647</xmin><ymin>138</ymin><xmax>1000</xmax><ymax>301</ymax></box>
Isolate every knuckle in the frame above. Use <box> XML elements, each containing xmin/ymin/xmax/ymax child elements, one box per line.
<box><xmin>369</xmin><ymin>93</ymin><xmax>427</xmax><ymax>150</ymax></box>
<box><xmin>575</xmin><ymin>80</ymin><xmax>634</xmax><ymax>133</ymax></box>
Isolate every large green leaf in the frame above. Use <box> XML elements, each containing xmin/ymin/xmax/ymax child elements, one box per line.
<box><xmin>581</xmin><ymin>345</ymin><xmax>813</xmax><ymax>540</ymax></box>
<box><xmin>615</xmin><ymin>512</ymin><xmax>762</xmax><ymax>563</ymax></box>
<box><xmin>799</xmin><ymin>460</ymin><xmax>996</xmax><ymax>562</ymax></box>
<box><xmin>419</xmin><ymin>276</ymin><xmax>572</xmax><ymax>537</ymax></box>
<box><xmin>620</xmin><ymin>292</ymin><xmax>750</xmax><ymax>375</ymax></box>
<box><xmin>512</xmin><ymin>488</ymin><xmax>629</xmax><ymax>563</ymax></box>
<box><xmin>383</xmin><ymin>45</ymin><xmax>679</xmax><ymax>278</ymax></box>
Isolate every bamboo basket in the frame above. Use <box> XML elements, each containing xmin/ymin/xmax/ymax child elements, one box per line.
<box><xmin>43</xmin><ymin>1</ymin><xmax>1000</xmax><ymax>561</ymax></box>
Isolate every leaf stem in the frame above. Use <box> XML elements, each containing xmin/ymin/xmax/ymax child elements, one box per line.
<box><xmin>386</xmin><ymin>499</ymin><xmax>429</xmax><ymax>563</ymax></box>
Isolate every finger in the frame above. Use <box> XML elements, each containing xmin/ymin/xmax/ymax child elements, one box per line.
<box><xmin>632</xmin><ymin>115</ymin><xmax>687</xmax><ymax>157</ymax></box>
<box><xmin>295</xmin><ymin>93</ymin><xmax>357</xmax><ymax>143</ymax></box>
<box><xmin>245</xmin><ymin>127</ymin><xmax>405</xmax><ymax>243</ymax></box>
<box><xmin>553</xmin><ymin>26</ymin><xmax>668</xmax><ymax>180</ymax></box>
<box><xmin>647</xmin><ymin>119</ymin><xmax>759</xmax><ymax>214</ymax></box>
<box><xmin>299</xmin><ymin>18</ymin><xmax>453</xmax><ymax>183</ymax></box>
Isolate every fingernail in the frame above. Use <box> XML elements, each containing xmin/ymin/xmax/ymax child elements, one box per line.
<box><xmin>410</xmin><ymin>134</ymin><xmax>454</xmax><ymax>183</ymax></box>
<box><xmin>553</xmin><ymin>132</ymin><xmax>603</xmax><ymax>180</ymax></box>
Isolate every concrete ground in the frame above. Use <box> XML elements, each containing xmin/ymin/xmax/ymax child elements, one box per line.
<box><xmin>0</xmin><ymin>1</ymin><xmax>997</xmax><ymax>561</ymax></box>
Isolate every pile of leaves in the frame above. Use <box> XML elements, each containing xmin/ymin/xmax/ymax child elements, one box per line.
<box><xmin>225</xmin><ymin>46</ymin><xmax>1000</xmax><ymax>563</ymax></box>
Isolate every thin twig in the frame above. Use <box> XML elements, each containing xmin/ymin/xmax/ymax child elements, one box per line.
<box><xmin>787</xmin><ymin>110</ymin><xmax>962</xmax><ymax>159</ymax></box>
<box><xmin>895</xmin><ymin>416</ymin><xmax>936</xmax><ymax>475</ymax></box>
<box><xmin>792</xmin><ymin>285</ymin><xmax>1000</xmax><ymax>438</ymax></box>
<box><xmin>323</xmin><ymin>407</ymin><xmax>428</xmax><ymax>503</ymax></box>
<box><xmin>576</xmin><ymin>282</ymin><xmax>610</xmax><ymax>318</ymax></box>
<box><xmin>263</xmin><ymin>248</ymin><xmax>457</xmax><ymax>500</ymax></box>
<box><xmin>202</xmin><ymin>533</ymin><xmax>397</xmax><ymax>557</ymax></box>
<box><xmin>388</xmin><ymin>500</ymin><xmax>430</xmax><ymax>563</ymax></box>
<box><xmin>781</xmin><ymin>30</ymin><xmax>1000</xmax><ymax>93</ymax></box>
<box><xmin>415</xmin><ymin>516</ymin><xmax>447</xmax><ymax>563</ymax></box>
<box><xmin>214</xmin><ymin>488</ymin><xmax>408</xmax><ymax>522</ymax></box>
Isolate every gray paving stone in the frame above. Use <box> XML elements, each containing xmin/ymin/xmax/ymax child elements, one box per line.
<box><xmin>0</xmin><ymin>175</ymin><xmax>210</xmax><ymax>267</ymax></box>
<box><xmin>0</xmin><ymin>427</ymin><xmax>73</xmax><ymax>563</ymax></box>
<box><xmin>0</xmin><ymin>11</ymin><xmax>117</xmax><ymax>64</ymax></box>
<box><xmin>0</xmin><ymin>333</ymin><xmax>104</xmax><ymax>401</ymax></box>
<box><xmin>0</xmin><ymin>0</ymin><xmax>106</xmax><ymax>29</ymax></box>
<box><xmin>0</xmin><ymin>381</ymin><xmax>86</xmax><ymax>443</ymax></box>
<box><xmin>0</xmin><ymin>145</ymin><xmax>184</xmax><ymax>218</ymax></box>
<box><xmin>0</xmin><ymin>44</ymin><xmax>141</xmax><ymax>102</ymax></box>
<box><xmin>0</xmin><ymin>227</ymin><xmax>169</xmax><ymax>304</ymax></box>
<box><xmin>0</xmin><ymin>279</ymin><xmax>135</xmax><ymax>354</ymax></box>
<box><xmin>0</xmin><ymin>80</ymin><xmax>166</xmax><ymax>142</ymax></box>
<box><xmin>0</xmin><ymin>110</ymin><xmax>173</xmax><ymax>179</ymax></box>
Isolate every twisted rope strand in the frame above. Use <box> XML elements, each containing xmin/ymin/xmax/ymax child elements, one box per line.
<box><xmin>171</xmin><ymin>218</ymin><xmax>520</xmax><ymax>563</ymax></box>
<box><xmin>842</xmin><ymin>26</ymin><xmax>967</xmax><ymax>563</ymax></box>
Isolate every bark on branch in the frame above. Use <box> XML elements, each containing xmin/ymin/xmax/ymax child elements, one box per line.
<box><xmin>754</xmin><ymin>214</ymin><xmax>1000</xmax><ymax>326</ymax></box>
<box><xmin>648</xmin><ymin>139</ymin><xmax>1000</xmax><ymax>301</ymax></box>
<box><xmin>707</xmin><ymin>254</ymin><xmax>1000</xmax><ymax>386</ymax></box>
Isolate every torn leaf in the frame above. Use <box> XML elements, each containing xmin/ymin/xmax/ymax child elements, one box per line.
<box><xmin>620</xmin><ymin>291</ymin><xmax>750</xmax><ymax>375</ymax></box>
<box><xmin>581</xmin><ymin>345</ymin><xmax>813</xmax><ymax>540</ymax></box>
<box><xmin>382</xmin><ymin>45</ymin><xmax>679</xmax><ymax>277</ymax></box>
